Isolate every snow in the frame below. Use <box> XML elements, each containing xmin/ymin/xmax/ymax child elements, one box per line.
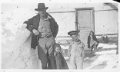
<box><xmin>84</xmin><ymin>43</ymin><xmax>118</xmax><ymax>69</ymax></box>
<box><xmin>86</xmin><ymin>54</ymin><xmax>118</xmax><ymax>69</ymax></box>
<box><xmin>1</xmin><ymin>8</ymin><xmax>41</xmax><ymax>69</ymax></box>
<box><xmin>98</xmin><ymin>43</ymin><xmax>117</xmax><ymax>49</ymax></box>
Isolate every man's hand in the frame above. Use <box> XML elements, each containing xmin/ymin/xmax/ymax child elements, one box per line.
<box><xmin>23</xmin><ymin>23</ymin><xmax>27</xmax><ymax>28</ymax></box>
<box><xmin>32</xmin><ymin>29</ymin><xmax>39</xmax><ymax>35</ymax></box>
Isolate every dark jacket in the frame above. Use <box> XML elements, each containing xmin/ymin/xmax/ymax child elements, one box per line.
<box><xmin>55</xmin><ymin>52</ymin><xmax>69</xmax><ymax>69</ymax></box>
<box><xmin>87</xmin><ymin>34</ymin><xmax>99</xmax><ymax>48</ymax></box>
<box><xmin>54</xmin><ymin>43</ymin><xmax>68</xmax><ymax>69</ymax></box>
<box><xmin>24</xmin><ymin>13</ymin><xmax>58</xmax><ymax>49</ymax></box>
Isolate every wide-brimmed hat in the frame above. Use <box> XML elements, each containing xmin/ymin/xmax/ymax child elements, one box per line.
<box><xmin>68</xmin><ymin>31</ymin><xmax>79</xmax><ymax>36</ymax></box>
<box><xmin>35</xmin><ymin>3</ymin><xmax>48</xmax><ymax>11</ymax></box>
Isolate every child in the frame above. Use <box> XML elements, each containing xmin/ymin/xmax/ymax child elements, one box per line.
<box><xmin>87</xmin><ymin>31</ymin><xmax>99</xmax><ymax>53</ymax></box>
<box><xmin>54</xmin><ymin>43</ymin><xmax>68</xmax><ymax>69</ymax></box>
<box><xmin>68</xmin><ymin>31</ymin><xmax>85</xmax><ymax>69</ymax></box>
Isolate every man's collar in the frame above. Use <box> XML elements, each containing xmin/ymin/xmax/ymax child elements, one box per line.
<box><xmin>38</xmin><ymin>14</ymin><xmax>52</xmax><ymax>20</ymax></box>
<box><xmin>44</xmin><ymin>15</ymin><xmax>52</xmax><ymax>20</ymax></box>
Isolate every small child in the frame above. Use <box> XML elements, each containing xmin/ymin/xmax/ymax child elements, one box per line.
<box><xmin>88</xmin><ymin>31</ymin><xmax>99</xmax><ymax>53</ymax></box>
<box><xmin>68</xmin><ymin>31</ymin><xmax>85</xmax><ymax>69</ymax></box>
<box><xmin>54</xmin><ymin>43</ymin><xmax>68</xmax><ymax>69</ymax></box>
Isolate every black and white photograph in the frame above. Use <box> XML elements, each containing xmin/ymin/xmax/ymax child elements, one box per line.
<box><xmin>1</xmin><ymin>0</ymin><xmax>119</xmax><ymax>70</ymax></box>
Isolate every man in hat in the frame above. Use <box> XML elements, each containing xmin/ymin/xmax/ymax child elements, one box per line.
<box><xmin>24</xmin><ymin>3</ymin><xmax>58</xmax><ymax>69</ymax></box>
<box><xmin>67</xmin><ymin>31</ymin><xmax>85</xmax><ymax>69</ymax></box>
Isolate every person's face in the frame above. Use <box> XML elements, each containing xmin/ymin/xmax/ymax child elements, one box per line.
<box><xmin>38</xmin><ymin>9</ymin><xmax>46</xmax><ymax>16</ymax></box>
<box><xmin>90</xmin><ymin>31</ymin><xmax>93</xmax><ymax>36</ymax></box>
<box><xmin>56</xmin><ymin>46</ymin><xmax>61</xmax><ymax>52</ymax></box>
<box><xmin>71</xmin><ymin>35</ymin><xmax>78</xmax><ymax>40</ymax></box>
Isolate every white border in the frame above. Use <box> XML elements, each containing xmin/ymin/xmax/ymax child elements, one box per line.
<box><xmin>0</xmin><ymin>0</ymin><xmax>119</xmax><ymax>72</ymax></box>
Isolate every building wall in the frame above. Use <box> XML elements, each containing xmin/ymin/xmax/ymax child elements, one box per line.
<box><xmin>48</xmin><ymin>3</ymin><xmax>118</xmax><ymax>36</ymax></box>
<box><xmin>50</xmin><ymin>12</ymin><xmax>76</xmax><ymax>36</ymax></box>
<box><xmin>95</xmin><ymin>10</ymin><xmax>118</xmax><ymax>35</ymax></box>
<box><xmin>50</xmin><ymin>10</ymin><xmax>118</xmax><ymax>37</ymax></box>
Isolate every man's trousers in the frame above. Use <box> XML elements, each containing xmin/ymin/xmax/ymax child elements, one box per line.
<box><xmin>37</xmin><ymin>36</ymin><xmax>56</xmax><ymax>69</ymax></box>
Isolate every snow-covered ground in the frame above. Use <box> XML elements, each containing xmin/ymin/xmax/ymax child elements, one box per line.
<box><xmin>84</xmin><ymin>43</ymin><xmax>118</xmax><ymax>69</ymax></box>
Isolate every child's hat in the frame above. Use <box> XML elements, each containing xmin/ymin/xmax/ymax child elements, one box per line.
<box><xmin>68</xmin><ymin>30</ymin><xmax>79</xmax><ymax>36</ymax></box>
